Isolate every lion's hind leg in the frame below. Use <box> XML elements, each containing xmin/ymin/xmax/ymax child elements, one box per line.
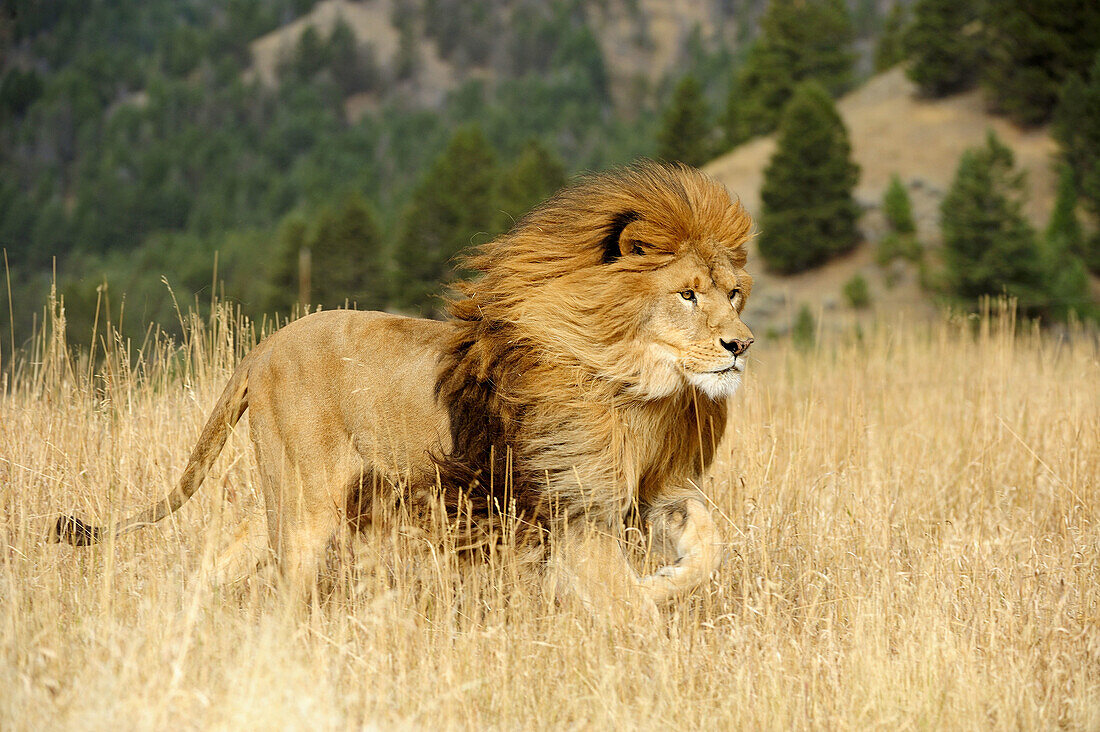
<box><xmin>244</xmin><ymin>412</ymin><xmax>345</xmax><ymax>605</ymax></box>
<box><xmin>199</xmin><ymin>514</ymin><xmax>272</xmax><ymax>590</ymax></box>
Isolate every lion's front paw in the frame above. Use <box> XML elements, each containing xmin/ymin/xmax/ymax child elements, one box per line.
<box><xmin>638</xmin><ymin>548</ymin><xmax>723</xmax><ymax>603</ymax></box>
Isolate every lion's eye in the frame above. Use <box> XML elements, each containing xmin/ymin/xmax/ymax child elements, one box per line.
<box><xmin>679</xmin><ymin>290</ymin><xmax>696</xmax><ymax>303</ymax></box>
<box><xmin>729</xmin><ymin>288</ymin><xmax>741</xmax><ymax>305</ymax></box>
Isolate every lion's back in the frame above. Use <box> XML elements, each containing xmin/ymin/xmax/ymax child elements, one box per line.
<box><xmin>247</xmin><ymin>309</ymin><xmax>456</xmax><ymax>483</ymax></box>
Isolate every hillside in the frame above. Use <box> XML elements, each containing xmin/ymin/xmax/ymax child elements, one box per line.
<box><xmin>244</xmin><ymin>0</ymin><xmax>747</xmax><ymax>116</ymax></box>
<box><xmin>706</xmin><ymin>67</ymin><xmax>1065</xmax><ymax>334</ymax></box>
<box><xmin>247</xmin><ymin>0</ymin><xmax>459</xmax><ymax>110</ymax></box>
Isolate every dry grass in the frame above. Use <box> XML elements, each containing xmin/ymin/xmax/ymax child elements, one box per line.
<box><xmin>1</xmin><ymin>296</ymin><xmax>1098</xmax><ymax>730</ymax></box>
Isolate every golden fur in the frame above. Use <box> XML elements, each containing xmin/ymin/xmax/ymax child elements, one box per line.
<box><xmin>53</xmin><ymin>161</ymin><xmax>755</xmax><ymax>615</ymax></box>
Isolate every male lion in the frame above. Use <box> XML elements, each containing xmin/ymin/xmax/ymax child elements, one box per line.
<box><xmin>53</xmin><ymin>161</ymin><xmax>754</xmax><ymax>616</ymax></box>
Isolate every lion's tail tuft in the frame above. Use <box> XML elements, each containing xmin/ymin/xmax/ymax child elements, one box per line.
<box><xmin>51</xmin><ymin>514</ymin><xmax>101</xmax><ymax>546</ymax></box>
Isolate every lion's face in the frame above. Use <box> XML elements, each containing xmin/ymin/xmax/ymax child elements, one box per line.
<box><xmin>449</xmin><ymin>161</ymin><xmax>755</xmax><ymax>403</ymax></box>
<box><xmin>637</xmin><ymin>252</ymin><xmax>754</xmax><ymax>401</ymax></box>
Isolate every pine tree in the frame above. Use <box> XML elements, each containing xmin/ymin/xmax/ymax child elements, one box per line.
<box><xmin>394</xmin><ymin>21</ymin><xmax>420</xmax><ymax>80</ymax></box>
<box><xmin>982</xmin><ymin>0</ymin><xmax>1100</xmax><ymax>126</ymax></box>
<box><xmin>657</xmin><ymin>75</ymin><xmax>712</xmax><ymax>167</ymax></box>
<box><xmin>268</xmin><ymin>214</ymin><xmax>309</xmax><ymax>313</ymax></box>
<box><xmin>1046</xmin><ymin>164</ymin><xmax>1083</xmax><ymax>258</ymax></box>
<box><xmin>873</xmin><ymin>3</ymin><xmax>909</xmax><ymax>72</ymax></box>
<box><xmin>723</xmin><ymin>0</ymin><xmax>855</xmax><ymax>146</ymax></box>
<box><xmin>287</xmin><ymin>25</ymin><xmax>329</xmax><ymax>81</ymax></box>
<box><xmin>1053</xmin><ymin>72</ymin><xmax>1092</xmax><ymax>186</ymax></box>
<box><xmin>328</xmin><ymin>17</ymin><xmax>379</xmax><ymax>95</ymax></box>
<box><xmin>1040</xmin><ymin>164</ymin><xmax>1094</xmax><ymax>320</ymax></box>
<box><xmin>940</xmin><ymin>132</ymin><xmax>1048</xmax><ymax>312</ymax></box>
<box><xmin>0</xmin><ymin>67</ymin><xmax>43</xmax><ymax>118</ymax></box>
<box><xmin>1053</xmin><ymin>53</ymin><xmax>1100</xmax><ymax>273</ymax></box>
<box><xmin>309</xmin><ymin>192</ymin><xmax>388</xmax><ymax>311</ymax></box>
<box><xmin>883</xmin><ymin>174</ymin><xmax>916</xmax><ymax>234</ymax></box>
<box><xmin>268</xmin><ymin>194</ymin><xmax>388</xmax><ymax>313</ymax></box>
<box><xmin>494</xmin><ymin>140</ymin><xmax>566</xmax><ymax>232</ymax></box>
<box><xmin>758</xmin><ymin>82</ymin><xmax>860</xmax><ymax>274</ymax></box>
<box><xmin>395</xmin><ymin>125</ymin><xmax>499</xmax><ymax>313</ymax></box>
<box><xmin>903</xmin><ymin>0</ymin><xmax>981</xmax><ymax>96</ymax></box>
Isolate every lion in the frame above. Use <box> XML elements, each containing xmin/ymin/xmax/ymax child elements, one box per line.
<box><xmin>52</xmin><ymin>161</ymin><xmax>755</xmax><ymax>616</ymax></box>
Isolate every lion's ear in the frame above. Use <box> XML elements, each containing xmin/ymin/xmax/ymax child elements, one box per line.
<box><xmin>598</xmin><ymin>211</ymin><xmax>641</xmax><ymax>264</ymax></box>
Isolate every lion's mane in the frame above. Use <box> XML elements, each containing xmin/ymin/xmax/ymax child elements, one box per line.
<box><xmin>431</xmin><ymin>162</ymin><xmax>752</xmax><ymax>541</ymax></box>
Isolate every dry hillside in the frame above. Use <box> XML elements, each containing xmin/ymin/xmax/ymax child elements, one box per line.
<box><xmin>245</xmin><ymin>0</ymin><xmax>743</xmax><ymax>115</ymax></box>
<box><xmin>247</xmin><ymin>0</ymin><xmax>458</xmax><ymax>110</ymax></box>
<box><xmin>706</xmin><ymin>67</ymin><xmax>1064</xmax><ymax>335</ymax></box>
<box><xmin>587</xmin><ymin>0</ymin><xmax>745</xmax><ymax>106</ymax></box>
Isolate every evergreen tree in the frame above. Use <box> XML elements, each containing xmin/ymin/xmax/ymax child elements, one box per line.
<box><xmin>160</xmin><ymin>25</ymin><xmax>206</xmax><ymax>78</ymax></box>
<box><xmin>873</xmin><ymin>3</ymin><xmax>909</xmax><ymax>72</ymax></box>
<box><xmin>309</xmin><ymin>192</ymin><xmax>388</xmax><ymax>311</ymax></box>
<box><xmin>878</xmin><ymin>174</ymin><xmax>922</xmax><ymax>265</ymax></box>
<box><xmin>328</xmin><ymin>17</ymin><xmax>379</xmax><ymax>95</ymax></box>
<box><xmin>1040</xmin><ymin>164</ymin><xmax>1094</xmax><ymax>319</ymax></box>
<box><xmin>266</xmin><ymin>193</ymin><xmax>387</xmax><ymax>310</ymax></box>
<box><xmin>903</xmin><ymin>0</ymin><xmax>982</xmax><ymax>96</ymax></box>
<box><xmin>1054</xmin><ymin>54</ymin><xmax>1100</xmax><ymax>274</ymax></box>
<box><xmin>657</xmin><ymin>75</ymin><xmax>712</xmax><ymax>167</ymax></box>
<box><xmin>982</xmin><ymin>0</ymin><xmax>1100</xmax><ymax>126</ymax></box>
<box><xmin>1053</xmin><ymin>72</ymin><xmax>1092</xmax><ymax>186</ymax></box>
<box><xmin>0</xmin><ymin>67</ymin><xmax>43</xmax><ymax>118</ymax></box>
<box><xmin>940</xmin><ymin>132</ymin><xmax>1048</xmax><ymax>312</ymax></box>
<box><xmin>268</xmin><ymin>194</ymin><xmax>388</xmax><ymax>313</ymax></box>
<box><xmin>394</xmin><ymin>21</ymin><xmax>420</xmax><ymax>80</ymax></box>
<box><xmin>395</xmin><ymin>125</ymin><xmax>500</xmax><ymax>313</ymax></box>
<box><xmin>494</xmin><ymin>140</ymin><xmax>566</xmax><ymax>232</ymax></box>
<box><xmin>269</xmin><ymin>214</ymin><xmax>309</xmax><ymax>313</ymax></box>
<box><xmin>722</xmin><ymin>0</ymin><xmax>855</xmax><ymax>146</ymax></box>
<box><xmin>1046</xmin><ymin>164</ymin><xmax>1083</xmax><ymax>259</ymax></box>
<box><xmin>883</xmin><ymin>174</ymin><xmax>916</xmax><ymax>234</ymax></box>
<box><xmin>553</xmin><ymin>22</ymin><xmax>610</xmax><ymax>101</ymax></box>
<box><xmin>285</xmin><ymin>25</ymin><xmax>329</xmax><ymax>81</ymax></box>
<box><xmin>759</xmin><ymin>82</ymin><xmax>860</xmax><ymax>274</ymax></box>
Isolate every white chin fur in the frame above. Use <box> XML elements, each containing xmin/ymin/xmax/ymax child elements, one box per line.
<box><xmin>685</xmin><ymin>368</ymin><xmax>743</xmax><ymax>400</ymax></box>
<box><xmin>632</xmin><ymin>347</ymin><xmax>747</xmax><ymax>401</ymax></box>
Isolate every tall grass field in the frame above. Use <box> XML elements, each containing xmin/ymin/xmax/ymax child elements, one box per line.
<box><xmin>1</xmin><ymin>295</ymin><xmax>1097</xmax><ymax>729</ymax></box>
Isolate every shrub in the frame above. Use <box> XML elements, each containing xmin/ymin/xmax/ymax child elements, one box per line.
<box><xmin>883</xmin><ymin>174</ymin><xmax>916</xmax><ymax>234</ymax></box>
<box><xmin>792</xmin><ymin>303</ymin><xmax>816</xmax><ymax>349</ymax></box>
<box><xmin>843</xmin><ymin>274</ymin><xmax>871</xmax><ymax>309</ymax></box>
<box><xmin>876</xmin><ymin>232</ymin><xmax>923</xmax><ymax>267</ymax></box>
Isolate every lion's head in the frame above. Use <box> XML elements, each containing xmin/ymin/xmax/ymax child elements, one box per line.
<box><xmin>449</xmin><ymin>161</ymin><xmax>754</xmax><ymax>401</ymax></box>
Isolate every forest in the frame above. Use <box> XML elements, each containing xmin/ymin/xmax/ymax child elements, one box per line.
<box><xmin>1</xmin><ymin>0</ymin><xmax>1098</xmax><ymax>352</ymax></box>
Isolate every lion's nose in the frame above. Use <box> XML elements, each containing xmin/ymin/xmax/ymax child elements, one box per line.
<box><xmin>720</xmin><ymin>337</ymin><xmax>753</xmax><ymax>356</ymax></box>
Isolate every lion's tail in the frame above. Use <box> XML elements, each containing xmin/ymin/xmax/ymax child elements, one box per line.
<box><xmin>51</xmin><ymin>348</ymin><xmax>257</xmax><ymax>547</ymax></box>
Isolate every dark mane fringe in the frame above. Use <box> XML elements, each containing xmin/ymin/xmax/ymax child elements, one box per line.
<box><xmin>431</xmin><ymin>323</ymin><xmax>549</xmax><ymax>549</ymax></box>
